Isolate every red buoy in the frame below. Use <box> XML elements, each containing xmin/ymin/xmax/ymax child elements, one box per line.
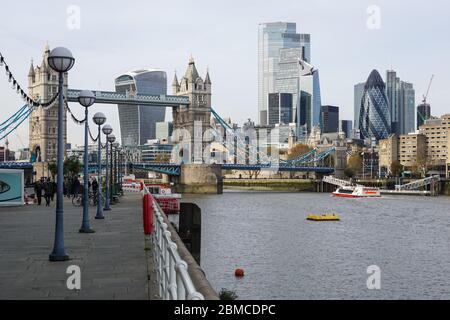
<box><xmin>234</xmin><ymin>268</ymin><xmax>245</xmax><ymax>277</ymax></box>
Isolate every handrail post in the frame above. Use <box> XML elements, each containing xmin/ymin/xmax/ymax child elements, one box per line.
<box><xmin>143</xmin><ymin>183</ymin><xmax>208</xmax><ymax>300</ymax></box>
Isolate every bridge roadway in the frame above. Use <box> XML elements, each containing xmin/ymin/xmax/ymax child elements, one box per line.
<box><xmin>0</xmin><ymin>193</ymin><xmax>159</xmax><ymax>299</ymax></box>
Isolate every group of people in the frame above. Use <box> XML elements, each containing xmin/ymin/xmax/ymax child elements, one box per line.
<box><xmin>64</xmin><ymin>176</ymin><xmax>99</xmax><ymax>199</ymax></box>
<box><xmin>34</xmin><ymin>176</ymin><xmax>100</xmax><ymax>206</ymax></box>
<box><xmin>33</xmin><ymin>177</ymin><xmax>56</xmax><ymax>206</ymax></box>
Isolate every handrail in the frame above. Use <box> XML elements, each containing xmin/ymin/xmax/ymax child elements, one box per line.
<box><xmin>395</xmin><ymin>175</ymin><xmax>440</xmax><ymax>191</ymax></box>
<box><xmin>142</xmin><ymin>185</ymin><xmax>207</xmax><ymax>300</ymax></box>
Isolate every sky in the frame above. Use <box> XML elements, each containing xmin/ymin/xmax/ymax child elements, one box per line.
<box><xmin>1</xmin><ymin>0</ymin><xmax>450</xmax><ymax>151</ymax></box>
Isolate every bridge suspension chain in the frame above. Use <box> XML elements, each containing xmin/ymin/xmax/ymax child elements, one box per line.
<box><xmin>0</xmin><ymin>51</ymin><xmax>63</xmax><ymax>140</ymax></box>
<box><xmin>0</xmin><ymin>51</ymin><xmax>60</xmax><ymax>108</ymax></box>
<box><xmin>0</xmin><ymin>104</ymin><xmax>34</xmax><ymax>141</ymax></box>
<box><xmin>64</xmin><ymin>99</ymin><xmax>86</xmax><ymax>124</ymax></box>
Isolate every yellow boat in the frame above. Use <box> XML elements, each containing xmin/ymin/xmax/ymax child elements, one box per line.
<box><xmin>307</xmin><ymin>213</ymin><xmax>340</xmax><ymax>221</ymax></box>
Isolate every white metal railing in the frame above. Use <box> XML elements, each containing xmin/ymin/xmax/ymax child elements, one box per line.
<box><xmin>142</xmin><ymin>186</ymin><xmax>204</xmax><ymax>300</ymax></box>
<box><xmin>323</xmin><ymin>175</ymin><xmax>358</xmax><ymax>187</ymax></box>
<box><xmin>395</xmin><ymin>175</ymin><xmax>440</xmax><ymax>191</ymax></box>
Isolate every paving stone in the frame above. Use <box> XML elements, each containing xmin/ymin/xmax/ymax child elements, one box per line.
<box><xmin>0</xmin><ymin>193</ymin><xmax>154</xmax><ymax>300</ymax></box>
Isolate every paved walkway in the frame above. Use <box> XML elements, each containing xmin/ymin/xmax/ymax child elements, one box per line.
<box><xmin>0</xmin><ymin>193</ymin><xmax>158</xmax><ymax>299</ymax></box>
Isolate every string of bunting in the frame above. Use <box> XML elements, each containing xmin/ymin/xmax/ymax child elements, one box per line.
<box><xmin>65</xmin><ymin>100</ymin><xmax>107</xmax><ymax>148</ymax></box>
<box><xmin>64</xmin><ymin>99</ymin><xmax>86</xmax><ymax>124</ymax></box>
<box><xmin>88</xmin><ymin>127</ymin><xmax>99</xmax><ymax>142</ymax></box>
<box><xmin>0</xmin><ymin>51</ymin><xmax>60</xmax><ymax>108</ymax></box>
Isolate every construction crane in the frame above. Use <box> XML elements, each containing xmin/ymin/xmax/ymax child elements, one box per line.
<box><xmin>422</xmin><ymin>74</ymin><xmax>434</xmax><ymax>104</ymax></box>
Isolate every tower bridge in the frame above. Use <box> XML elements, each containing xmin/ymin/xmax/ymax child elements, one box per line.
<box><xmin>17</xmin><ymin>45</ymin><xmax>340</xmax><ymax>193</ymax></box>
<box><xmin>66</xmin><ymin>89</ymin><xmax>190</xmax><ymax>106</ymax></box>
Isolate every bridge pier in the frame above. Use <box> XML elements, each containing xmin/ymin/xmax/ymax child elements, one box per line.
<box><xmin>333</xmin><ymin>146</ymin><xmax>347</xmax><ymax>178</ymax></box>
<box><xmin>175</xmin><ymin>164</ymin><xmax>223</xmax><ymax>194</ymax></box>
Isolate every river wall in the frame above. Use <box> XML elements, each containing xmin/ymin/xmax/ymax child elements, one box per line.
<box><xmin>224</xmin><ymin>179</ymin><xmax>314</xmax><ymax>191</ymax></box>
<box><xmin>224</xmin><ymin>178</ymin><xmax>450</xmax><ymax>195</ymax></box>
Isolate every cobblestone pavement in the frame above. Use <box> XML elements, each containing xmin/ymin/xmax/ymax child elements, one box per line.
<box><xmin>0</xmin><ymin>193</ymin><xmax>157</xmax><ymax>300</ymax></box>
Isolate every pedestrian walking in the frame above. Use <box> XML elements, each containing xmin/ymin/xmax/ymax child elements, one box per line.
<box><xmin>44</xmin><ymin>178</ymin><xmax>51</xmax><ymax>207</ymax></box>
<box><xmin>91</xmin><ymin>177</ymin><xmax>99</xmax><ymax>197</ymax></box>
<box><xmin>51</xmin><ymin>180</ymin><xmax>56</xmax><ymax>202</ymax></box>
<box><xmin>34</xmin><ymin>179</ymin><xmax>43</xmax><ymax>205</ymax></box>
<box><xmin>72</xmin><ymin>177</ymin><xmax>81</xmax><ymax>198</ymax></box>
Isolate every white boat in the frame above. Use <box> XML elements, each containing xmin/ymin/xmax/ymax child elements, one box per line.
<box><xmin>332</xmin><ymin>185</ymin><xmax>381</xmax><ymax>198</ymax></box>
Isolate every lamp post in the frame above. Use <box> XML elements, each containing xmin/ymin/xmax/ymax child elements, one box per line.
<box><xmin>93</xmin><ymin>112</ymin><xmax>106</xmax><ymax>219</ymax></box>
<box><xmin>47</xmin><ymin>47</ymin><xmax>75</xmax><ymax>262</ymax></box>
<box><xmin>107</xmin><ymin>134</ymin><xmax>116</xmax><ymax>205</ymax></box>
<box><xmin>112</xmin><ymin>142</ymin><xmax>120</xmax><ymax>198</ymax></box>
<box><xmin>118</xmin><ymin>150</ymin><xmax>123</xmax><ymax>193</ymax></box>
<box><xmin>102</xmin><ymin>125</ymin><xmax>113</xmax><ymax>210</ymax></box>
<box><xmin>78</xmin><ymin>90</ymin><xmax>96</xmax><ymax>233</ymax></box>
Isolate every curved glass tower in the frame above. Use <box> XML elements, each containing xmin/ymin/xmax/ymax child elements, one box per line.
<box><xmin>358</xmin><ymin>70</ymin><xmax>391</xmax><ymax>140</ymax></box>
<box><xmin>115</xmin><ymin>69</ymin><xmax>167</xmax><ymax>146</ymax></box>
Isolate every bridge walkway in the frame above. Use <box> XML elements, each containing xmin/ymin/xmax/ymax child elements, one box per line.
<box><xmin>0</xmin><ymin>193</ymin><xmax>158</xmax><ymax>299</ymax></box>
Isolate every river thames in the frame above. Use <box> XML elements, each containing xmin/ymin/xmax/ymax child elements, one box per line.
<box><xmin>183</xmin><ymin>191</ymin><xmax>450</xmax><ymax>299</ymax></box>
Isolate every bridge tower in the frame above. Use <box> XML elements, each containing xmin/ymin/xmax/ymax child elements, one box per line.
<box><xmin>171</xmin><ymin>56</ymin><xmax>222</xmax><ymax>193</ymax></box>
<box><xmin>172</xmin><ymin>56</ymin><xmax>212</xmax><ymax>163</ymax></box>
<box><xmin>333</xmin><ymin>142</ymin><xmax>348</xmax><ymax>178</ymax></box>
<box><xmin>28</xmin><ymin>44</ymin><xmax>68</xmax><ymax>179</ymax></box>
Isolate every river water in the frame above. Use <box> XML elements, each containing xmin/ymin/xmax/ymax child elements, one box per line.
<box><xmin>182</xmin><ymin>190</ymin><xmax>450</xmax><ymax>299</ymax></box>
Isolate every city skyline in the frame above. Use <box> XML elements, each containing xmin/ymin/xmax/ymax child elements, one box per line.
<box><xmin>1</xmin><ymin>0</ymin><xmax>450</xmax><ymax>150</ymax></box>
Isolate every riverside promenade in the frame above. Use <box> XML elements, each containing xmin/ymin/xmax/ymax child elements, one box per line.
<box><xmin>0</xmin><ymin>193</ymin><xmax>158</xmax><ymax>299</ymax></box>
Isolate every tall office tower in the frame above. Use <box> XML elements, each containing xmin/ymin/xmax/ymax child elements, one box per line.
<box><xmin>340</xmin><ymin>120</ymin><xmax>353</xmax><ymax>138</ymax></box>
<box><xmin>401</xmin><ymin>81</ymin><xmax>416</xmax><ymax>134</ymax></box>
<box><xmin>115</xmin><ymin>70</ymin><xmax>167</xmax><ymax>146</ymax></box>
<box><xmin>258</xmin><ymin>22</ymin><xmax>303</xmax><ymax>125</ymax></box>
<box><xmin>268</xmin><ymin>93</ymin><xmax>293</xmax><ymax>125</ymax></box>
<box><xmin>275</xmin><ymin>47</ymin><xmax>321</xmax><ymax>137</ymax></box>
<box><xmin>155</xmin><ymin>121</ymin><xmax>173</xmax><ymax>141</ymax></box>
<box><xmin>385</xmin><ymin>70</ymin><xmax>399</xmax><ymax>133</ymax></box>
<box><xmin>417</xmin><ymin>102</ymin><xmax>431</xmax><ymax>129</ymax></box>
<box><xmin>299</xmin><ymin>34</ymin><xmax>311</xmax><ymax>62</ymax></box>
<box><xmin>359</xmin><ymin>70</ymin><xmax>391</xmax><ymax>141</ymax></box>
<box><xmin>320</xmin><ymin>105</ymin><xmax>339</xmax><ymax>133</ymax></box>
<box><xmin>386</xmin><ymin>70</ymin><xmax>415</xmax><ymax>135</ymax></box>
<box><xmin>354</xmin><ymin>82</ymin><xmax>365</xmax><ymax>131</ymax></box>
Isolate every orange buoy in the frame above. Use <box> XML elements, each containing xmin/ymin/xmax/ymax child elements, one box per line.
<box><xmin>234</xmin><ymin>268</ymin><xmax>245</xmax><ymax>277</ymax></box>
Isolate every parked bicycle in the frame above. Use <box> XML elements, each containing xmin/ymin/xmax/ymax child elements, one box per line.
<box><xmin>72</xmin><ymin>191</ymin><xmax>105</xmax><ymax>207</ymax></box>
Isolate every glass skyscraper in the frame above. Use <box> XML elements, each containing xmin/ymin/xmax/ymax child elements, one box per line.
<box><xmin>386</xmin><ymin>70</ymin><xmax>415</xmax><ymax>135</ymax></box>
<box><xmin>268</xmin><ymin>93</ymin><xmax>293</xmax><ymax>125</ymax></box>
<box><xmin>417</xmin><ymin>102</ymin><xmax>431</xmax><ymax>129</ymax></box>
<box><xmin>359</xmin><ymin>70</ymin><xmax>391</xmax><ymax>141</ymax></box>
<box><xmin>340</xmin><ymin>120</ymin><xmax>353</xmax><ymax>138</ymax></box>
<box><xmin>320</xmin><ymin>105</ymin><xmax>339</xmax><ymax>133</ymax></box>
<box><xmin>273</xmin><ymin>45</ymin><xmax>321</xmax><ymax>139</ymax></box>
<box><xmin>354</xmin><ymin>82</ymin><xmax>365</xmax><ymax>131</ymax></box>
<box><xmin>115</xmin><ymin>69</ymin><xmax>167</xmax><ymax>146</ymax></box>
<box><xmin>258</xmin><ymin>22</ymin><xmax>310</xmax><ymax>126</ymax></box>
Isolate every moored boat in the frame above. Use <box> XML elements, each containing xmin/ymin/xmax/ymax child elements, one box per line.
<box><xmin>307</xmin><ymin>214</ymin><xmax>340</xmax><ymax>221</ymax></box>
<box><xmin>332</xmin><ymin>185</ymin><xmax>380</xmax><ymax>198</ymax></box>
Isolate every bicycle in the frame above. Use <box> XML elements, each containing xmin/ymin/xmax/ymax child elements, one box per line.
<box><xmin>72</xmin><ymin>191</ymin><xmax>103</xmax><ymax>207</ymax></box>
<box><xmin>91</xmin><ymin>191</ymin><xmax>106</xmax><ymax>207</ymax></box>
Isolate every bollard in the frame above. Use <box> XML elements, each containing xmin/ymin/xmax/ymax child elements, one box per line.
<box><xmin>143</xmin><ymin>193</ymin><xmax>148</xmax><ymax>234</ymax></box>
<box><xmin>143</xmin><ymin>193</ymin><xmax>153</xmax><ymax>235</ymax></box>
